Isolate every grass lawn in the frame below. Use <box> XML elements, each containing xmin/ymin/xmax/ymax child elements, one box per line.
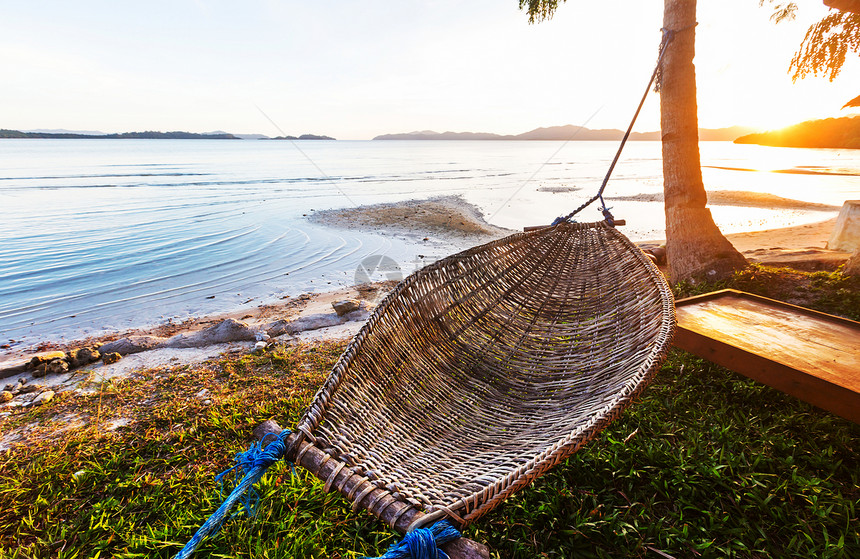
<box><xmin>0</xmin><ymin>266</ymin><xmax>858</xmax><ymax>558</ymax></box>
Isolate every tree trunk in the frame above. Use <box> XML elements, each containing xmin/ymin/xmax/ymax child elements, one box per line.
<box><xmin>661</xmin><ymin>0</ymin><xmax>746</xmax><ymax>283</ymax></box>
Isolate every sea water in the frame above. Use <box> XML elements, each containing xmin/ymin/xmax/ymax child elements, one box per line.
<box><xmin>2</xmin><ymin>139</ymin><xmax>858</xmax><ymax>346</ymax></box>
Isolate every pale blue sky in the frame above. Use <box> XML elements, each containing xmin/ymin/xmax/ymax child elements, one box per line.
<box><xmin>2</xmin><ymin>0</ymin><xmax>857</xmax><ymax>139</ymax></box>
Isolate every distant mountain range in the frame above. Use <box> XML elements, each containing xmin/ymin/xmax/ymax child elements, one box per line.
<box><xmin>1</xmin><ymin>129</ymin><xmax>336</xmax><ymax>140</ymax></box>
<box><xmin>373</xmin><ymin>125</ymin><xmax>757</xmax><ymax>142</ymax></box>
<box><xmin>267</xmin><ymin>134</ymin><xmax>336</xmax><ymax>141</ymax></box>
<box><xmin>1</xmin><ymin>129</ymin><xmax>240</xmax><ymax>140</ymax></box>
<box><xmin>1</xmin><ymin>124</ymin><xmax>759</xmax><ymax>142</ymax></box>
<box><xmin>734</xmin><ymin>116</ymin><xmax>860</xmax><ymax>149</ymax></box>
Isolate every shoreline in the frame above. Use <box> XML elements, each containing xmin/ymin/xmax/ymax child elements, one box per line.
<box><xmin>0</xmin><ymin>194</ymin><xmax>851</xmax><ymax>388</ymax></box>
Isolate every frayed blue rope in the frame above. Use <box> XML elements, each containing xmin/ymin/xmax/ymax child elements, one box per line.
<box><xmin>365</xmin><ymin>520</ymin><xmax>461</xmax><ymax>559</ymax></box>
<box><xmin>174</xmin><ymin>429</ymin><xmax>294</xmax><ymax>559</ymax></box>
<box><xmin>214</xmin><ymin>431</ymin><xmax>296</xmax><ymax>519</ymax></box>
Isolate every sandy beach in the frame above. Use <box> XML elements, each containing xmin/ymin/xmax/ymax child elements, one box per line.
<box><xmin>0</xmin><ymin>192</ymin><xmax>851</xmax><ymax>409</ymax></box>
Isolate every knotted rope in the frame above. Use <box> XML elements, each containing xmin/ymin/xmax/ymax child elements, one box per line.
<box><xmin>173</xmin><ymin>429</ymin><xmax>295</xmax><ymax>559</ymax></box>
<box><xmin>365</xmin><ymin>520</ymin><xmax>462</xmax><ymax>559</ymax></box>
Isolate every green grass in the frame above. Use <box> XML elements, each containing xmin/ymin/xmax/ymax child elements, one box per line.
<box><xmin>674</xmin><ymin>264</ymin><xmax>860</xmax><ymax>321</ymax></box>
<box><xmin>0</xmin><ymin>266</ymin><xmax>858</xmax><ymax>558</ymax></box>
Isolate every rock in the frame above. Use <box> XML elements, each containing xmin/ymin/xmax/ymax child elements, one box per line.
<box><xmin>32</xmin><ymin>390</ymin><xmax>55</xmax><ymax>406</ymax></box>
<box><xmin>253</xmin><ymin>419</ymin><xmax>283</xmax><ymax>446</ymax></box>
<box><xmin>195</xmin><ymin>388</ymin><xmax>210</xmax><ymax>400</ymax></box>
<box><xmin>271</xmin><ymin>309</ymin><xmax>370</xmax><ymax>336</ymax></box>
<box><xmin>3</xmin><ymin>384</ymin><xmax>13</xmax><ymax>391</ymax></box>
<box><xmin>332</xmin><ymin>299</ymin><xmax>362</xmax><ymax>316</ymax></box>
<box><xmin>0</xmin><ymin>362</ymin><xmax>27</xmax><ymax>381</ymax></box>
<box><xmin>843</xmin><ymin>249</ymin><xmax>860</xmax><ymax>276</ymax></box>
<box><xmin>266</xmin><ymin>320</ymin><xmax>291</xmax><ymax>338</ymax></box>
<box><xmin>28</xmin><ymin>351</ymin><xmax>66</xmax><ymax>370</ymax></box>
<box><xmin>46</xmin><ymin>359</ymin><xmax>69</xmax><ymax>375</ymax></box>
<box><xmin>102</xmin><ymin>352</ymin><xmax>122</xmax><ymax>365</ymax></box>
<box><xmin>638</xmin><ymin>244</ymin><xmax>667</xmax><ymax>265</ymax></box>
<box><xmin>98</xmin><ymin>336</ymin><xmax>166</xmax><ymax>356</ymax></box>
<box><xmin>67</xmin><ymin>347</ymin><xmax>101</xmax><ymax>367</ymax></box>
<box><xmin>161</xmin><ymin>319</ymin><xmax>257</xmax><ymax>349</ymax></box>
<box><xmin>253</xmin><ymin>341</ymin><xmax>267</xmax><ymax>353</ymax></box>
<box><xmin>20</xmin><ymin>383</ymin><xmax>42</xmax><ymax>394</ymax></box>
<box><xmin>0</xmin><ymin>391</ymin><xmax>12</xmax><ymax>403</ymax></box>
<box><xmin>287</xmin><ymin>313</ymin><xmax>344</xmax><ymax>332</ymax></box>
<box><xmin>31</xmin><ymin>363</ymin><xmax>48</xmax><ymax>378</ymax></box>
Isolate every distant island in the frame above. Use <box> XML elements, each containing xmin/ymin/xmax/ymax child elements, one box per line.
<box><xmin>0</xmin><ymin>129</ymin><xmax>240</xmax><ymax>140</ymax></box>
<box><xmin>0</xmin><ymin>129</ymin><xmax>336</xmax><ymax>140</ymax></box>
<box><xmin>373</xmin><ymin>125</ymin><xmax>755</xmax><ymax>142</ymax></box>
<box><xmin>734</xmin><ymin>116</ymin><xmax>860</xmax><ymax>149</ymax></box>
<box><xmin>267</xmin><ymin>134</ymin><xmax>335</xmax><ymax>141</ymax></box>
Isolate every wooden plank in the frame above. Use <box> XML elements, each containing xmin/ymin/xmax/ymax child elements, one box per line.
<box><xmin>674</xmin><ymin>289</ymin><xmax>860</xmax><ymax>424</ymax></box>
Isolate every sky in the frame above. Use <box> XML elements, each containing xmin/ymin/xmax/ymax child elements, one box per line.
<box><xmin>2</xmin><ymin>0</ymin><xmax>858</xmax><ymax>140</ymax></box>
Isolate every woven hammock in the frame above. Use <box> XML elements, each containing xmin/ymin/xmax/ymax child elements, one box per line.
<box><xmin>284</xmin><ymin>220</ymin><xmax>676</xmax><ymax>533</ymax></box>
<box><xmin>176</xmin><ymin>35</ymin><xmax>681</xmax><ymax>555</ymax></box>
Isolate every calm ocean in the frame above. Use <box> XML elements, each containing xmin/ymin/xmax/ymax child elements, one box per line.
<box><xmin>2</xmin><ymin>139</ymin><xmax>858</xmax><ymax>346</ymax></box>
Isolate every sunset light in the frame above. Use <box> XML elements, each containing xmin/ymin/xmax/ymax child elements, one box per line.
<box><xmin>1</xmin><ymin>1</ymin><xmax>856</xmax><ymax>138</ymax></box>
<box><xmin>2</xmin><ymin>2</ymin><xmax>859</xmax><ymax>558</ymax></box>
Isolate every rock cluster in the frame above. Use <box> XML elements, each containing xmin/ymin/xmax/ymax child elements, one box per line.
<box><xmin>1</xmin><ymin>300</ymin><xmax>380</xmax><ymax>412</ymax></box>
<box><xmin>1</xmin><ymin>379</ymin><xmax>56</xmax><ymax>408</ymax></box>
<box><xmin>27</xmin><ymin>346</ymin><xmax>101</xmax><ymax>378</ymax></box>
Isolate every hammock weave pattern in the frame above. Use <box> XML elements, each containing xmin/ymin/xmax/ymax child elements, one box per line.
<box><xmin>293</xmin><ymin>221</ymin><xmax>676</xmax><ymax>530</ymax></box>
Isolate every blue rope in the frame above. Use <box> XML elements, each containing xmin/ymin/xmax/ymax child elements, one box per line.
<box><xmin>173</xmin><ymin>429</ymin><xmax>294</xmax><ymax>559</ymax></box>
<box><xmin>365</xmin><ymin>520</ymin><xmax>462</xmax><ymax>559</ymax></box>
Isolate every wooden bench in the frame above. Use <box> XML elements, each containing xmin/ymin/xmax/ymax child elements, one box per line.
<box><xmin>673</xmin><ymin>289</ymin><xmax>860</xmax><ymax>424</ymax></box>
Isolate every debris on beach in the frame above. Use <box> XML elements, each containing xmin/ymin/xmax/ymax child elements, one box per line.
<box><xmin>161</xmin><ymin>318</ymin><xmax>257</xmax><ymax>349</ymax></box>
<box><xmin>102</xmin><ymin>352</ymin><xmax>122</xmax><ymax>364</ymax></box>
<box><xmin>99</xmin><ymin>336</ymin><xmax>167</xmax><ymax>356</ymax></box>
<box><xmin>537</xmin><ymin>185</ymin><xmax>578</xmax><ymax>193</ymax></box>
<box><xmin>31</xmin><ymin>390</ymin><xmax>54</xmax><ymax>406</ymax></box>
<box><xmin>332</xmin><ymin>299</ymin><xmax>362</xmax><ymax>316</ymax></box>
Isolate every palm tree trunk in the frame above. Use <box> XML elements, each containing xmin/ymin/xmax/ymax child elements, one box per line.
<box><xmin>661</xmin><ymin>0</ymin><xmax>746</xmax><ymax>283</ymax></box>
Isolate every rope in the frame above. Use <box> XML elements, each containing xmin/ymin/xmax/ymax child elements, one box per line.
<box><xmin>365</xmin><ymin>520</ymin><xmax>462</xmax><ymax>559</ymax></box>
<box><xmin>553</xmin><ymin>25</ymin><xmax>692</xmax><ymax>226</ymax></box>
<box><xmin>173</xmin><ymin>429</ymin><xmax>294</xmax><ymax>559</ymax></box>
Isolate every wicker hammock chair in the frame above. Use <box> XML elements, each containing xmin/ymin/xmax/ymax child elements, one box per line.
<box><xmin>175</xmin><ymin>221</ymin><xmax>676</xmax><ymax>559</ymax></box>
<box><xmin>288</xmin><ymin>220</ymin><xmax>676</xmax><ymax>533</ymax></box>
<box><xmin>175</xmin><ymin>32</ymin><xmax>679</xmax><ymax>558</ymax></box>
